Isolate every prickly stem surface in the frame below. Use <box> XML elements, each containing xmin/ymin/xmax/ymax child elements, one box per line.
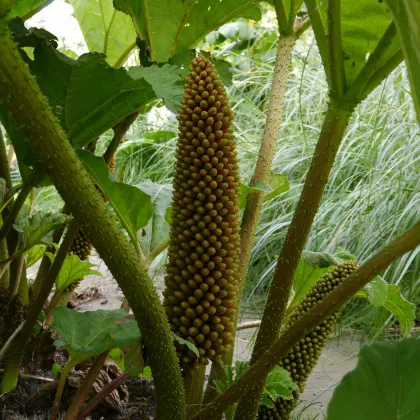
<box><xmin>234</xmin><ymin>103</ymin><xmax>353</xmax><ymax>420</ymax></box>
<box><xmin>258</xmin><ymin>261</ymin><xmax>358</xmax><ymax>420</ymax></box>
<box><xmin>0</xmin><ymin>21</ymin><xmax>185</xmax><ymax>419</ymax></box>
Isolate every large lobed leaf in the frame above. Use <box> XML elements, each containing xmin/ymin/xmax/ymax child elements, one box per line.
<box><xmin>30</xmin><ymin>44</ymin><xmax>156</xmax><ymax>148</ymax></box>
<box><xmin>25</xmin><ymin>244</ymin><xmax>46</xmax><ymax>268</ymax></box>
<box><xmin>129</xmin><ymin>64</ymin><xmax>184</xmax><ymax>113</ymax></box>
<box><xmin>341</xmin><ymin>0</ymin><xmax>394</xmax><ymax>85</ymax></box>
<box><xmin>307</xmin><ymin>0</ymin><xmax>400</xmax><ymax>92</ymax></box>
<box><xmin>68</xmin><ymin>0</ymin><xmax>136</xmax><ymax>67</ymax></box>
<box><xmin>7</xmin><ymin>0</ymin><xmax>53</xmax><ymax>21</ymax></box>
<box><xmin>77</xmin><ymin>150</ymin><xmax>153</xmax><ymax>243</ymax></box>
<box><xmin>47</xmin><ymin>253</ymin><xmax>102</xmax><ymax>295</ymax></box>
<box><xmin>53</xmin><ymin>307</ymin><xmax>141</xmax><ymax>361</ymax></box>
<box><xmin>114</xmin><ymin>0</ymin><xmax>262</xmax><ymax>62</ymax></box>
<box><xmin>14</xmin><ymin>211</ymin><xmax>70</xmax><ymax>252</ymax></box>
<box><xmin>214</xmin><ymin>362</ymin><xmax>297</xmax><ymax>418</ymax></box>
<box><xmin>357</xmin><ymin>276</ymin><xmax>416</xmax><ymax>337</ymax></box>
<box><xmin>261</xmin><ymin>365</ymin><xmax>298</xmax><ymax>408</ymax></box>
<box><xmin>3</xmin><ymin>23</ymin><xmax>190</xmax><ymax>185</ymax></box>
<box><xmin>327</xmin><ymin>338</ymin><xmax>420</xmax><ymax>419</ymax></box>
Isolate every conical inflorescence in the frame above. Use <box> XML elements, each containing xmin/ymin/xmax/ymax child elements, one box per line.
<box><xmin>164</xmin><ymin>54</ymin><xmax>240</xmax><ymax>366</ymax></box>
<box><xmin>258</xmin><ymin>260</ymin><xmax>358</xmax><ymax>420</ymax></box>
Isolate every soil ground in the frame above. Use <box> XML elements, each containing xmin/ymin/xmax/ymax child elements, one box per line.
<box><xmin>2</xmin><ymin>252</ymin><xmax>365</xmax><ymax>419</ymax></box>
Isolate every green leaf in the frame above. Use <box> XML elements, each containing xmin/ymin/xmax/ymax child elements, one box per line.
<box><xmin>165</xmin><ymin>207</ymin><xmax>172</xmax><ymax>226</ymax></box>
<box><xmin>114</xmin><ymin>0</ymin><xmax>262</xmax><ymax>62</ymax></box>
<box><xmin>25</xmin><ymin>244</ymin><xmax>46</xmax><ymax>268</ymax></box>
<box><xmin>7</xmin><ymin>0</ymin><xmax>53</xmax><ymax>21</ymax></box>
<box><xmin>139</xmin><ymin>365</ymin><xmax>152</xmax><ymax>378</ymax></box>
<box><xmin>214</xmin><ymin>362</ymin><xmax>248</xmax><ymax>420</ymax></box>
<box><xmin>214</xmin><ymin>59</ymin><xmax>234</xmax><ymax>87</ymax></box>
<box><xmin>14</xmin><ymin>211</ymin><xmax>70</xmax><ymax>252</ymax></box>
<box><xmin>264</xmin><ymin>173</ymin><xmax>289</xmax><ymax>202</ymax></box>
<box><xmin>77</xmin><ymin>150</ymin><xmax>153</xmax><ymax>242</ymax></box>
<box><xmin>341</xmin><ymin>0</ymin><xmax>394</xmax><ymax>85</ymax></box>
<box><xmin>52</xmin><ymin>307</ymin><xmax>141</xmax><ymax>362</ymax></box>
<box><xmin>239</xmin><ymin>181</ymin><xmax>271</xmax><ymax>210</ymax></box>
<box><xmin>68</xmin><ymin>0</ymin><xmax>136</xmax><ymax>67</ymax></box>
<box><xmin>333</xmin><ymin>246</ymin><xmax>357</xmax><ymax>261</ymax></box>
<box><xmin>30</xmin><ymin>44</ymin><xmax>156</xmax><ymax>148</ymax></box>
<box><xmin>125</xmin><ymin>350</ymin><xmax>142</xmax><ymax>377</ymax></box>
<box><xmin>48</xmin><ymin>254</ymin><xmax>102</xmax><ymax>295</ymax></box>
<box><xmin>386</xmin><ymin>0</ymin><xmax>420</xmax><ymax>122</ymax></box>
<box><xmin>239</xmin><ymin>173</ymin><xmax>288</xmax><ymax>209</ymax></box>
<box><xmin>290</xmin><ymin>248</ymin><xmax>357</xmax><ymax>311</ymax></box>
<box><xmin>383</xmin><ymin>285</ymin><xmax>415</xmax><ymax>337</ymax></box>
<box><xmin>301</xmin><ymin>249</ymin><xmax>355</xmax><ymax>268</ymax></box>
<box><xmin>262</xmin><ymin>365</ymin><xmax>298</xmax><ymax>407</ymax></box>
<box><xmin>0</xmin><ymin>103</ymin><xmax>47</xmax><ymax>184</ymax></box>
<box><xmin>289</xmin><ymin>259</ymin><xmax>330</xmax><ymax>311</ymax></box>
<box><xmin>129</xmin><ymin>64</ymin><xmax>184</xmax><ymax>113</ymax></box>
<box><xmin>172</xmin><ymin>333</ymin><xmax>199</xmax><ymax>359</ymax></box>
<box><xmin>327</xmin><ymin>338</ymin><xmax>420</xmax><ymax>419</ymax></box>
<box><xmin>365</xmin><ymin>275</ymin><xmax>388</xmax><ymax>307</ymax></box>
<box><xmin>357</xmin><ymin>277</ymin><xmax>415</xmax><ymax>337</ymax></box>
<box><xmin>51</xmin><ymin>362</ymin><xmax>62</xmax><ymax>377</ymax></box>
<box><xmin>136</xmin><ymin>180</ymin><xmax>172</xmax><ymax>256</ymax></box>
<box><xmin>108</xmin><ymin>348</ymin><xmax>125</xmax><ymax>372</ymax></box>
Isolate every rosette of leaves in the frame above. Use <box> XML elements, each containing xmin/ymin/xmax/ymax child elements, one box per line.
<box><xmin>163</xmin><ymin>55</ymin><xmax>240</xmax><ymax>366</ymax></box>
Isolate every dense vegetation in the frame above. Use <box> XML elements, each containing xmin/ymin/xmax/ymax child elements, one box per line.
<box><xmin>0</xmin><ymin>0</ymin><xmax>419</xmax><ymax>419</ymax></box>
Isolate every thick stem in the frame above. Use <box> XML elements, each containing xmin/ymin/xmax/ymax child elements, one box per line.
<box><xmin>51</xmin><ymin>360</ymin><xmax>75</xmax><ymax>420</ymax></box>
<box><xmin>203</xmin><ymin>34</ymin><xmax>295</xmax><ymax>406</ymax></box>
<box><xmin>233</xmin><ymin>103</ymin><xmax>353</xmax><ymax>420</ymax></box>
<box><xmin>77</xmin><ymin>371</ymin><xmax>130</xmax><ymax>420</ymax></box>
<box><xmin>345</xmin><ymin>23</ymin><xmax>398</xmax><ymax>101</ymax></box>
<box><xmin>184</xmin><ymin>364</ymin><xmax>206</xmax><ymax>418</ymax></box>
<box><xmin>32</xmin><ymin>226</ymin><xmax>65</xmax><ymax>299</ymax></box>
<box><xmin>0</xmin><ymin>129</ymin><xmax>24</xmax><ymax>293</ymax></box>
<box><xmin>294</xmin><ymin>16</ymin><xmax>311</xmax><ymax>38</ymax></box>
<box><xmin>360</xmin><ymin>51</ymin><xmax>404</xmax><ymax>100</ymax></box>
<box><xmin>0</xmin><ymin>128</ymin><xmax>12</xmax><ymax>189</ymax></box>
<box><xmin>102</xmin><ymin>111</ymin><xmax>139</xmax><ymax>165</ymax></box>
<box><xmin>305</xmin><ymin>0</ymin><xmax>331</xmax><ymax>85</ymax></box>
<box><xmin>193</xmin><ymin>221</ymin><xmax>420</xmax><ymax>419</ymax></box>
<box><xmin>273</xmin><ymin>0</ymin><xmax>290</xmax><ymax>34</ymax></box>
<box><xmin>327</xmin><ymin>0</ymin><xmax>346</xmax><ymax>97</ymax></box>
<box><xmin>9</xmin><ymin>253</ymin><xmax>24</xmax><ymax>296</ymax></box>
<box><xmin>7</xmin><ymin>145</ymin><xmax>14</xmax><ymax>167</ymax></box>
<box><xmin>0</xmin><ymin>212</ymin><xmax>9</xmax><ymax>287</ymax></box>
<box><xmin>0</xmin><ymin>233</ymin><xmax>9</xmax><ymax>287</ymax></box>
<box><xmin>64</xmin><ymin>351</ymin><xmax>109</xmax><ymax>420</ymax></box>
<box><xmin>0</xmin><ymin>321</ymin><xmax>24</xmax><ymax>363</ymax></box>
<box><xmin>0</xmin><ymin>220</ymin><xmax>79</xmax><ymax>393</ymax></box>
<box><xmin>0</xmin><ymin>22</ymin><xmax>185</xmax><ymax>419</ymax></box>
